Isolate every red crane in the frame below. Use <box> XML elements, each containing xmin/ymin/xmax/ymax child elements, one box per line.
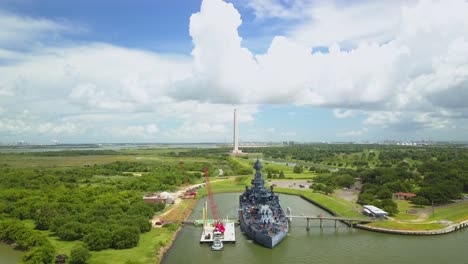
<box><xmin>203</xmin><ymin>167</ymin><xmax>218</xmax><ymax>220</ymax></box>
<box><xmin>203</xmin><ymin>167</ymin><xmax>224</xmax><ymax>233</ymax></box>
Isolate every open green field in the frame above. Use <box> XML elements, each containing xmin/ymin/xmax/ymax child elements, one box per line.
<box><xmin>392</xmin><ymin>200</ymin><xmax>426</xmax><ymax>221</ymax></box>
<box><xmin>90</xmin><ymin>228</ymin><xmax>174</xmax><ymax>264</ymax></box>
<box><xmin>232</xmin><ymin>157</ymin><xmax>319</xmax><ymax>179</ymax></box>
<box><xmin>429</xmin><ymin>201</ymin><xmax>468</xmax><ymax>222</ymax></box>
<box><xmin>366</xmin><ymin>201</ymin><xmax>468</xmax><ymax>231</ymax></box>
<box><xmin>0</xmin><ymin>155</ymin><xmax>135</xmax><ymax>167</ymax></box>
<box><xmin>197</xmin><ymin>177</ymin><xmax>250</xmax><ymax>196</ymax></box>
<box><xmin>274</xmin><ymin>188</ymin><xmax>365</xmax><ymax>219</ymax></box>
<box><xmin>19</xmin><ymin>218</ymin><xmax>175</xmax><ymax>264</ymax></box>
<box><xmin>45</xmin><ymin>227</ymin><xmax>177</xmax><ymax>264</ymax></box>
<box><xmin>367</xmin><ymin>221</ymin><xmax>445</xmax><ymax>231</ymax></box>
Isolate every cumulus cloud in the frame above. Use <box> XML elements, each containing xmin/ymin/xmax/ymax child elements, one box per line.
<box><xmin>337</xmin><ymin>128</ymin><xmax>368</xmax><ymax>138</ymax></box>
<box><xmin>333</xmin><ymin>109</ymin><xmax>359</xmax><ymax>119</ymax></box>
<box><xmin>178</xmin><ymin>0</ymin><xmax>468</xmax><ymax>131</ymax></box>
<box><xmin>113</xmin><ymin>124</ymin><xmax>159</xmax><ymax>139</ymax></box>
<box><xmin>0</xmin><ymin>11</ymin><xmax>83</xmax><ymax>49</ymax></box>
<box><xmin>0</xmin><ymin>117</ymin><xmax>79</xmax><ymax>136</ymax></box>
<box><xmin>1</xmin><ymin>0</ymin><xmax>468</xmax><ymax>142</ymax></box>
<box><xmin>242</xmin><ymin>0</ymin><xmax>307</xmax><ymax>19</ymax></box>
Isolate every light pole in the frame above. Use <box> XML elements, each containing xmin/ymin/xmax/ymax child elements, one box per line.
<box><xmin>431</xmin><ymin>200</ymin><xmax>435</xmax><ymax>217</ymax></box>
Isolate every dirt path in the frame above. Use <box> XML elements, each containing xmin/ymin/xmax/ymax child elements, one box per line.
<box><xmin>150</xmin><ymin>179</ymin><xmax>225</xmax><ymax>226</ymax></box>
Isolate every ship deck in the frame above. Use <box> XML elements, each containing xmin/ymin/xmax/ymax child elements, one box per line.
<box><xmin>200</xmin><ymin>222</ymin><xmax>236</xmax><ymax>243</ymax></box>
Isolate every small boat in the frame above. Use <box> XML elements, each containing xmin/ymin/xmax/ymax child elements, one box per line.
<box><xmin>211</xmin><ymin>230</ymin><xmax>224</xmax><ymax>251</ymax></box>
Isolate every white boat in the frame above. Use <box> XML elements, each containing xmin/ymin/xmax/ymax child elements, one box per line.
<box><xmin>211</xmin><ymin>230</ymin><xmax>224</xmax><ymax>251</ymax></box>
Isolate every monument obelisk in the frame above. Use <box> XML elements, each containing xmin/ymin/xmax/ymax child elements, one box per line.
<box><xmin>232</xmin><ymin>109</ymin><xmax>242</xmax><ymax>154</ymax></box>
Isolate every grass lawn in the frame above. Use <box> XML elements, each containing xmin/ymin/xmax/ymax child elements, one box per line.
<box><xmin>274</xmin><ymin>188</ymin><xmax>365</xmax><ymax>219</ymax></box>
<box><xmin>0</xmin><ymin>155</ymin><xmax>135</xmax><ymax>167</ymax></box>
<box><xmin>392</xmin><ymin>200</ymin><xmax>426</xmax><ymax>221</ymax></box>
<box><xmin>367</xmin><ymin>221</ymin><xmax>445</xmax><ymax>231</ymax></box>
<box><xmin>90</xmin><ymin>228</ymin><xmax>174</xmax><ymax>264</ymax></box>
<box><xmin>429</xmin><ymin>201</ymin><xmax>468</xmax><ymax>222</ymax></box>
<box><xmin>163</xmin><ymin>199</ymin><xmax>197</xmax><ymax>221</ymax></box>
<box><xmin>197</xmin><ymin>177</ymin><xmax>250</xmax><ymax>196</ymax></box>
<box><xmin>283</xmin><ymin>172</ymin><xmax>317</xmax><ymax>179</ymax></box>
<box><xmin>365</xmin><ymin>201</ymin><xmax>468</xmax><ymax>231</ymax></box>
<box><xmin>21</xmin><ymin>217</ymin><xmax>175</xmax><ymax>264</ymax></box>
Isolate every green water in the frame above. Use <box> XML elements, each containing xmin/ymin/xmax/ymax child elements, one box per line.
<box><xmin>162</xmin><ymin>193</ymin><xmax>468</xmax><ymax>264</ymax></box>
<box><xmin>0</xmin><ymin>243</ymin><xmax>23</xmax><ymax>264</ymax></box>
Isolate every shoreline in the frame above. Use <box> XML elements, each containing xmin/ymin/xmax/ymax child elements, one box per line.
<box><xmin>157</xmin><ymin>225</ymin><xmax>183</xmax><ymax>264</ymax></box>
<box><xmin>156</xmin><ymin>198</ymin><xmax>198</xmax><ymax>264</ymax></box>
<box><xmin>293</xmin><ymin>192</ymin><xmax>468</xmax><ymax>235</ymax></box>
<box><xmin>355</xmin><ymin>220</ymin><xmax>468</xmax><ymax>235</ymax></box>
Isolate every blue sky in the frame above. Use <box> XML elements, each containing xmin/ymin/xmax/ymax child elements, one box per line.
<box><xmin>0</xmin><ymin>0</ymin><xmax>467</xmax><ymax>144</ymax></box>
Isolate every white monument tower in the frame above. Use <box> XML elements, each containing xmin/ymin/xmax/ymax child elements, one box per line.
<box><xmin>232</xmin><ymin>109</ymin><xmax>242</xmax><ymax>154</ymax></box>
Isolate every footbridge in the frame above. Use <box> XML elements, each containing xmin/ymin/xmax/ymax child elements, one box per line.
<box><xmin>287</xmin><ymin>215</ymin><xmax>376</xmax><ymax>230</ymax></box>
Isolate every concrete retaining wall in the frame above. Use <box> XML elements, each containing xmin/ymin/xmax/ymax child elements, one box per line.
<box><xmin>355</xmin><ymin>220</ymin><xmax>468</xmax><ymax>235</ymax></box>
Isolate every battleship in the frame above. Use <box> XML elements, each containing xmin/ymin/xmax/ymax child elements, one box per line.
<box><xmin>239</xmin><ymin>159</ymin><xmax>289</xmax><ymax>248</ymax></box>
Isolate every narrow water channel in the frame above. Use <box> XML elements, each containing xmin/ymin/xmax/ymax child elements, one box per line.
<box><xmin>162</xmin><ymin>193</ymin><xmax>468</xmax><ymax>264</ymax></box>
<box><xmin>0</xmin><ymin>243</ymin><xmax>23</xmax><ymax>264</ymax></box>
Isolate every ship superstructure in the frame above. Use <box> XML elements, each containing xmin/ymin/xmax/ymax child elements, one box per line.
<box><xmin>239</xmin><ymin>159</ymin><xmax>288</xmax><ymax>248</ymax></box>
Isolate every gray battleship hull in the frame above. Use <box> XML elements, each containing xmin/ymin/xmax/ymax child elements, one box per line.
<box><xmin>239</xmin><ymin>212</ymin><xmax>288</xmax><ymax>248</ymax></box>
<box><xmin>238</xmin><ymin>159</ymin><xmax>289</xmax><ymax>248</ymax></box>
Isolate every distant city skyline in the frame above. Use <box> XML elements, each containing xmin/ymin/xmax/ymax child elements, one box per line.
<box><xmin>1</xmin><ymin>0</ymin><xmax>467</xmax><ymax>144</ymax></box>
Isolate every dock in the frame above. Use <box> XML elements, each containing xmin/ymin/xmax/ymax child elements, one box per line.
<box><xmin>198</xmin><ymin>201</ymin><xmax>236</xmax><ymax>244</ymax></box>
<box><xmin>200</xmin><ymin>222</ymin><xmax>236</xmax><ymax>243</ymax></box>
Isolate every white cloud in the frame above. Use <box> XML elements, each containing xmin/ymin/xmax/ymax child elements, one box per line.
<box><xmin>37</xmin><ymin>122</ymin><xmax>79</xmax><ymax>134</ymax></box>
<box><xmin>0</xmin><ymin>119</ymin><xmax>32</xmax><ymax>134</ymax></box>
<box><xmin>0</xmin><ymin>11</ymin><xmax>83</xmax><ymax>48</ymax></box>
<box><xmin>243</xmin><ymin>0</ymin><xmax>307</xmax><ymax>19</ymax></box>
<box><xmin>1</xmin><ymin>0</ymin><xmax>468</xmax><ymax>142</ymax></box>
<box><xmin>337</xmin><ymin>127</ymin><xmax>368</xmax><ymax>138</ymax></box>
<box><xmin>333</xmin><ymin>109</ymin><xmax>359</xmax><ymax>119</ymax></box>
<box><xmin>180</xmin><ymin>0</ymin><xmax>468</xmax><ymax>130</ymax></box>
<box><xmin>0</xmin><ymin>115</ymin><xmax>80</xmax><ymax>136</ymax></box>
<box><xmin>289</xmin><ymin>1</ymin><xmax>412</xmax><ymax>48</ymax></box>
<box><xmin>364</xmin><ymin>111</ymin><xmax>402</xmax><ymax>127</ymax></box>
<box><xmin>0</xmin><ymin>43</ymin><xmax>192</xmax><ymax>112</ymax></box>
<box><xmin>113</xmin><ymin>124</ymin><xmax>159</xmax><ymax>139</ymax></box>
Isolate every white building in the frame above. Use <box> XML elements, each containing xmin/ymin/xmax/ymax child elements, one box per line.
<box><xmin>363</xmin><ymin>205</ymin><xmax>388</xmax><ymax>218</ymax></box>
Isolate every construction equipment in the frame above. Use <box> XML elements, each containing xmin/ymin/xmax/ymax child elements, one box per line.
<box><xmin>180</xmin><ymin>160</ymin><xmax>197</xmax><ymax>199</ymax></box>
<box><xmin>203</xmin><ymin>167</ymin><xmax>225</xmax><ymax>250</ymax></box>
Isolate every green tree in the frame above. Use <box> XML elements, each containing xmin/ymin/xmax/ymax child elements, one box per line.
<box><xmin>34</xmin><ymin>204</ymin><xmax>56</xmax><ymax>230</ymax></box>
<box><xmin>83</xmin><ymin>228</ymin><xmax>112</xmax><ymax>251</ymax></box>
<box><xmin>111</xmin><ymin>226</ymin><xmax>140</xmax><ymax>249</ymax></box>
<box><xmin>293</xmin><ymin>165</ymin><xmax>303</xmax><ymax>174</ymax></box>
<box><xmin>279</xmin><ymin>171</ymin><xmax>285</xmax><ymax>179</ymax></box>
<box><xmin>22</xmin><ymin>243</ymin><xmax>55</xmax><ymax>264</ymax></box>
<box><xmin>56</xmin><ymin>221</ymin><xmax>85</xmax><ymax>241</ymax></box>
<box><xmin>70</xmin><ymin>243</ymin><xmax>90</xmax><ymax>264</ymax></box>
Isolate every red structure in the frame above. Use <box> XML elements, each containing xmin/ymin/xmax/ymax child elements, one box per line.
<box><xmin>204</xmin><ymin>167</ymin><xmax>226</xmax><ymax>233</ymax></box>
<box><xmin>204</xmin><ymin>167</ymin><xmax>219</xmax><ymax>221</ymax></box>
<box><xmin>180</xmin><ymin>160</ymin><xmax>197</xmax><ymax>198</ymax></box>
<box><xmin>394</xmin><ymin>192</ymin><xmax>416</xmax><ymax>200</ymax></box>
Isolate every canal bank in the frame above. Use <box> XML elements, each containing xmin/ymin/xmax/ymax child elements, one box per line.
<box><xmin>356</xmin><ymin>220</ymin><xmax>468</xmax><ymax>235</ymax></box>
